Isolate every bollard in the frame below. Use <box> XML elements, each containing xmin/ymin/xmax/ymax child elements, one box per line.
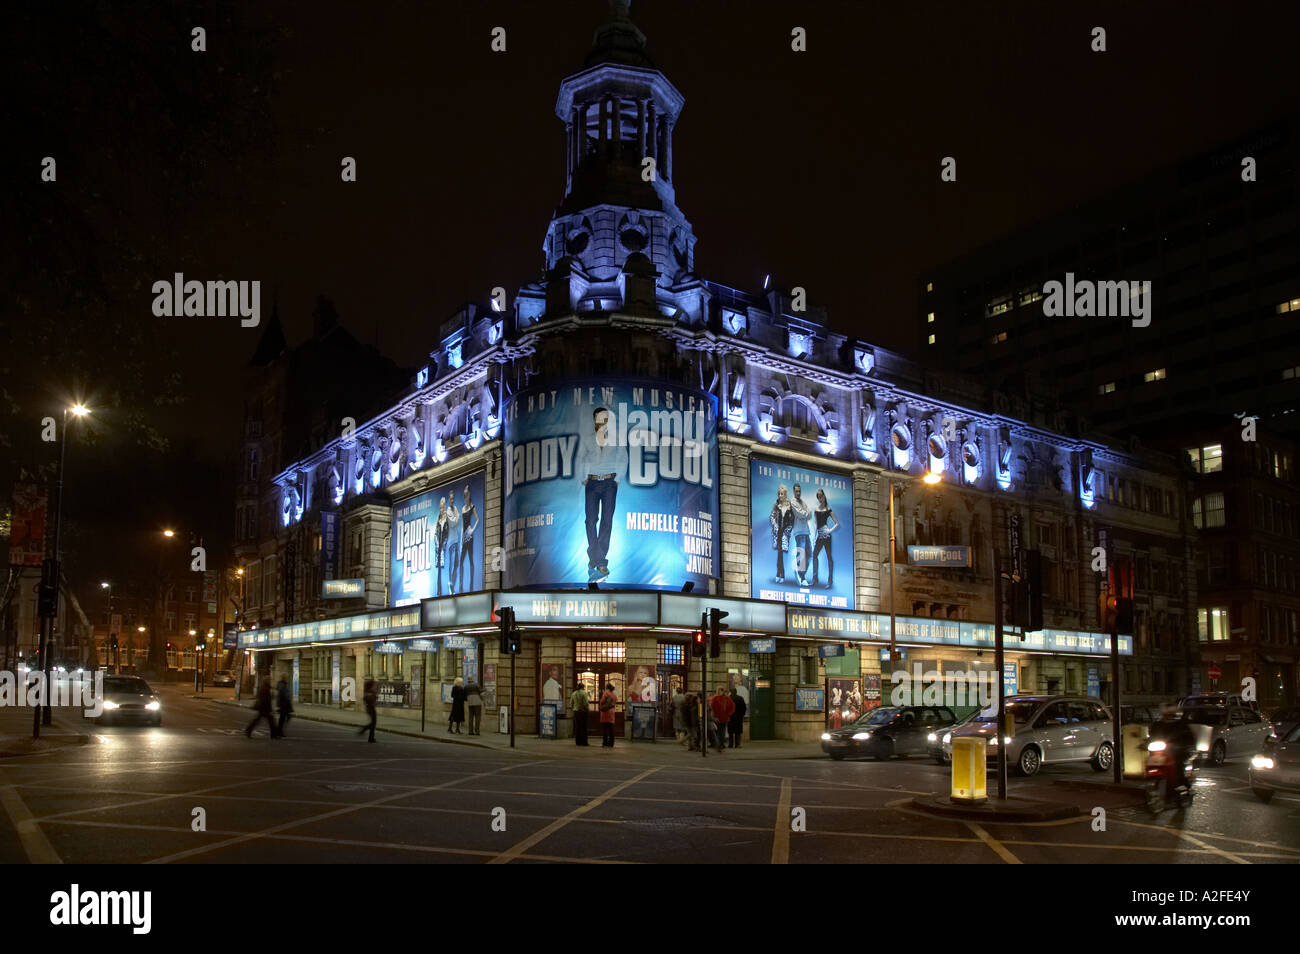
<box><xmin>951</xmin><ymin>736</ymin><xmax>988</xmax><ymax>803</ymax></box>
<box><xmin>1122</xmin><ymin>723</ymin><xmax>1149</xmax><ymax>779</ymax></box>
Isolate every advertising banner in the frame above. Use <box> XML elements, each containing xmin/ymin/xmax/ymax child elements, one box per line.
<box><xmin>827</xmin><ymin>678</ymin><xmax>865</xmax><ymax>728</ymax></box>
<box><xmin>502</xmin><ymin>380</ymin><xmax>719</xmax><ymax>590</ymax></box>
<box><xmin>391</xmin><ymin>473</ymin><xmax>485</xmax><ymax>606</ymax></box>
<box><xmin>751</xmin><ymin>459</ymin><xmax>854</xmax><ymax>609</ymax></box>
<box><xmin>320</xmin><ymin>511</ymin><xmax>340</xmax><ymax>580</ymax></box>
<box><xmin>8</xmin><ymin>483</ymin><xmax>47</xmax><ymax>567</ymax></box>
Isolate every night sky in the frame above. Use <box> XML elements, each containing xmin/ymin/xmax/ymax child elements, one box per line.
<box><xmin>5</xmin><ymin>0</ymin><xmax>1299</xmax><ymax>585</ymax></box>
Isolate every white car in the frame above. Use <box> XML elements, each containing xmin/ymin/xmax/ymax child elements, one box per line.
<box><xmin>945</xmin><ymin>695</ymin><xmax>1115</xmax><ymax>777</ymax></box>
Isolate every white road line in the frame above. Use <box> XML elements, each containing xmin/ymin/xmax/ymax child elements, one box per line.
<box><xmin>488</xmin><ymin>766</ymin><xmax>661</xmax><ymax>864</ymax></box>
<box><xmin>0</xmin><ymin>785</ymin><xmax>63</xmax><ymax>864</ymax></box>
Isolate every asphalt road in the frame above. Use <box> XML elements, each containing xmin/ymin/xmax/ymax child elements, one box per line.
<box><xmin>3</xmin><ymin>685</ymin><xmax>1298</xmax><ymax>864</ymax></box>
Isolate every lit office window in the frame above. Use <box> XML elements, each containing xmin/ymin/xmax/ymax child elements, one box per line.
<box><xmin>1283</xmin><ymin>365</ymin><xmax>1300</xmax><ymax>380</ymax></box>
<box><xmin>990</xmin><ymin>331</ymin><xmax>1008</xmax><ymax>344</ymax></box>
<box><xmin>1192</xmin><ymin>492</ymin><xmax>1225</xmax><ymax>529</ymax></box>
<box><xmin>1018</xmin><ymin>290</ymin><xmax>1044</xmax><ymax>307</ymax></box>
<box><xmin>1143</xmin><ymin>368</ymin><xmax>1166</xmax><ymax>383</ymax></box>
<box><xmin>1197</xmin><ymin>607</ymin><xmax>1230</xmax><ymax>642</ymax></box>
<box><xmin>988</xmin><ymin>300</ymin><xmax>1013</xmax><ymax>317</ymax></box>
<box><xmin>1276</xmin><ymin>298</ymin><xmax>1300</xmax><ymax>314</ymax></box>
<box><xmin>926</xmin><ymin>312</ymin><xmax>935</xmax><ymax>323</ymax></box>
<box><xmin>928</xmin><ymin>334</ymin><xmax>936</xmax><ymax>345</ymax></box>
<box><xmin>1098</xmin><ymin>381</ymin><xmax>1116</xmax><ymax>395</ymax></box>
<box><xmin>1185</xmin><ymin>444</ymin><xmax>1223</xmax><ymax>473</ymax></box>
<box><xmin>926</xmin><ymin>282</ymin><xmax>934</xmax><ymax>292</ymax></box>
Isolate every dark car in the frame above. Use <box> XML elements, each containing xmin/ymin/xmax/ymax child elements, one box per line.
<box><xmin>1266</xmin><ymin>706</ymin><xmax>1300</xmax><ymax>742</ymax></box>
<box><xmin>929</xmin><ymin>708</ymin><xmax>985</xmax><ymax>764</ymax></box>
<box><xmin>92</xmin><ymin>675</ymin><xmax>162</xmax><ymax>726</ymax></box>
<box><xmin>822</xmin><ymin>705</ymin><xmax>959</xmax><ymax>761</ymax></box>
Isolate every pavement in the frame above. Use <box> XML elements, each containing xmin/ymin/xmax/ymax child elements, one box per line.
<box><xmin>202</xmin><ymin>691</ymin><xmax>831</xmax><ymax>762</ymax></box>
<box><xmin>0</xmin><ymin>701</ymin><xmax>90</xmax><ymax>758</ymax></box>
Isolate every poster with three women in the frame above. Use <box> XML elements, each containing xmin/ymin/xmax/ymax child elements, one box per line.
<box><xmin>750</xmin><ymin>459</ymin><xmax>854</xmax><ymax>609</ymax></box>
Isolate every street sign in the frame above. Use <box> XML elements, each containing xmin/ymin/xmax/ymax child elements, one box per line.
<box><xmin>818</xmin><ymin>644</ymin><xmax>845</xmax><ymax>658</ymax></box>
<box><xmin>1208</xmin><ymin>664</ymin><xmax>1222</xmax><ymax>680</ymax></box>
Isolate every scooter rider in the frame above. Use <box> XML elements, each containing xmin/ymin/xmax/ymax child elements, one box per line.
<box><xmin>1147</xmin><ymin>703</ymin><xmax>1196</xmax><ymax>793</ymax></box>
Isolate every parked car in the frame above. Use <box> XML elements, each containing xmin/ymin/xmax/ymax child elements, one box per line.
<box><xmin>944</xmin><ymin>695</ymin><xmax>1115</xmax><ymax>777</ymax></box>
<box><xmin>91</xmin><ymin>675</ymin><xmax>162</xmax><ymax>726</ymax></box>
<box><xmin>1249</xmin><ymin>724</ymin><xmax>1300</xmax><ymax>802</ymax></box>
<box><xmin>821</xmin><ymin>705</ymin><xmax>959</xmax><ymax>760</ymax></box>
<box><xmin>1181</xmin><ymin>704</ymin><xmax>1271</xmax><ymax>765</ymax></box>
<box><xmin>211</xmin><ymin>670</ymin><xmax>236</xmax><ymax>687</ymax></box>
<box><xmin>1265</xmin><ymin>705</ymin><xmax>1300</xmax><ymax>742</ymax></box>
<box><xmin>930</xmin><ymin>708</ymin><xmax>985</xmax><ymax>764</ymax></box>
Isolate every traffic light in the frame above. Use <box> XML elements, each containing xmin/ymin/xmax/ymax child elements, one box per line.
<box><xmin>1104</xmin><ymin>559</ymin><xmax>1135</xmax><ymax>635</ymax></box>
<box><xmin>708</xmin><ymin>607</ymin><xmax>729</xmax><ymax>658</ymax></box>
<box><xmin>692</xmin><ymin>613</ymin><xmax>706</xmax><ymax>657</ymax></box>
<box><xmin>498</xmin><ymin>606</ymin><xmax>516</xmax><ymax>655</ymax></box>
<box><xmin>1025</xmin><ymin>549</ymin><xmax>1044</xmax><ymax>633</ymax></box>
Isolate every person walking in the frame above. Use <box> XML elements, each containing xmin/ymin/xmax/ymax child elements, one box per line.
<box><xmin>683</xmin><ymin>692</ymin><xmax>699</xmax><ymax>750</ymax></box>
<box><xmin>246</xmin><ymin>677</ymin><xmax>276</xmax><ymax>738</ymax></box>
<box><xmin>672</xmin><ymin>685</ymin><xmax>688</xmax><ymax>743</ymax></box>
<box><xmin>598</xmin><ymin>682</ymin><xmax>617</xmax><ymax>748</ymax></box>
<box><xmin>449</xmin><ymin>676</ymin><xmax>467</xmax><ymax>734</ymax></box>
<box><xmin>465</xmin><ymin>679</ymin><xmax>484</xmax><ymax>736</ymax></box>
<box><xmin>728</xmin><ymin>686</ymin><xmax>747</xmax><ymax>749</ymax></box>
<box><xmin>357</xmin><ymin>678</ymin><xmax>378</xmax><ymax>742</ymax></box>
<box><xmin>709</xmin><ymin>687</ymin><xmax>735</xmax><ymax>753</ymax></box>
<box><xmin>275</xmin><ymin>674</ymin><xmax>294</xmax><ymax>739</ymax></box>
<box><xmin>570</xmin><ymin>682</ymin><xmax>590</xmax><ymax>746</ymax></box>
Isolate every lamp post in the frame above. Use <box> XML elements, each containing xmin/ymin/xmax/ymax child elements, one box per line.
<box><xmin>100</xmin><ymin>581</ymin><xmax>117</xmax><ymax>673</ymax></box>
<box><xmin>34</xmin><ymin>403</ymin><xmax>89</xmax><ymax>738</ymax></box>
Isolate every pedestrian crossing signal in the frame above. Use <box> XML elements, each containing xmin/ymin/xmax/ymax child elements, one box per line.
<box><xmin>692</xmin><ymin>613</ymin><xmax>706</xmax><ymax>657</ymax></box>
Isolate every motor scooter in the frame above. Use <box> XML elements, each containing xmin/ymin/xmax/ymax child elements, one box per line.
<box><xmin>1143</xmin><ymin>738</ymin><xmax>1196</xmax><ymax>813</ymax></box>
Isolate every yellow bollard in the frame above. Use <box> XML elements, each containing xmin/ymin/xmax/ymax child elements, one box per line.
<box><xmin>951</xmin><ymin>736</ymin><xmax>988</xmax><ymax>803</ymax></box>
<box><xmin>1122</xmin><ymin>723</ymin><xmax>1148</xmax><ymax>779</ymax></box>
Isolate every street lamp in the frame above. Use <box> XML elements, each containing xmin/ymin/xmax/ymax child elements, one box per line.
<box><xmin>35</xmin><ymin>402</ymin><xmax>90</xmax><ymax>738</ymax></box>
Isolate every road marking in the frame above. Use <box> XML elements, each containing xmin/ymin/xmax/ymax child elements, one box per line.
<box><xmin>965</xmin><ymin>821</ymin><xmax>1022</xmax><ymax>864</ymax></box>
<box><xmin>0</xmin><ymin>785</ymin><xmax>63</xmax><ymax>864</ymax></box>
<box><xmin>487</xmin><ymin>766</ymin><xmax>660</xmax><ymax>864</ymax></box>
<box><xmin>144</xmin><ymin>760</ymin><xmax>530</xmax><ymax>864</ymax></box>
<box><xmin>771</xmin><ymin>777</ymin><xmax>792</xmax><ymax>864</ymax></box>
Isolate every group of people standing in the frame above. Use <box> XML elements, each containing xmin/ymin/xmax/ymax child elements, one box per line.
<box><xmin>569</xmin><ymin>681</ymin><xmax>619</xmax><ymax>747</ymax></box>
<box><xmin>448</xmin><ymin>676</ymin><xmax>485</xmax><ymax>734</ymax></box>
<box><xmin>770</xmin><ymin>482</ymin><xmax>840</xmax><ymax>588</ymax></box>
<box><xmin>672</xmin><ymin>685</ymin><xmax>747</xmax><ymax>752</ymax></box>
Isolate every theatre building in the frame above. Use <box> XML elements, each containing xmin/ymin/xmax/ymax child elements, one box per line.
<box><xmin>238</xmin><ymin>4</ymin><xmax>1199</xmax><ymax>741</ymax></box>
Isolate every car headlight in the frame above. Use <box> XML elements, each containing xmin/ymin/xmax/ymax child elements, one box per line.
<box><xmin>1147</xmin><ymin>740</ymin><xmax>1166</xmax><ymax>752</ymax></box>
<box><xmin>1004</xmin><ymin>736</ymin><xmax>1013</xmax><ymax>745</ymax></box>
<box><xmin>1196</xmin><ymin>742</ymin><xmax>1210</xmax><ymax>752</ymax></box>
<box><xmin>942</xmin><ymin>732</ymin><xmax>952</xmax><ymax>744</ymax></box>
<box><xmin>102</xmin><ymin>700</ymin><xmax>119</xmax><ymax>710</ymax></box>
<box><xmin>927</xmin><ymin>732</ymin><xmax>937</xmax><ymax>742</ymax></box>
<box><xmin>146</xmin><ymin>701</ymin><xmax>161</xmax><ymax>711</ymax></box>
<box><xmin>852</xmin><ymin>731</ymin><xmax>871</xmax><ymax>741</ymax></box>
<box><xmin>820</xmin><ymin>733</ymin><xmax>832</xmax><ymax>741</ymax></box>
<box><xmin>1251</xmin><ymin>755</ymin><xmax>1275</xmax><ymax>771</ymax></box>
<box><xmin>986</xmin><ymin>736</ymin><xmax>998</xmax><ymax>746</ymax></box>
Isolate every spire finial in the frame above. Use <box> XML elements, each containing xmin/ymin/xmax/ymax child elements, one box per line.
<box><xmin>611</xmin><ymin>0</ymin><xmax>631</xmax><ymax>21</ymax></box>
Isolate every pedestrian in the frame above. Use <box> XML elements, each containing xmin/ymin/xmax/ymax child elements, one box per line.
<box><xmin>357</xmin><ymin>678</ymin><xmax>378</xmax><ymax>742</ymax></box>
<box><xmin>683</xmin><ymin>692</ymin><xmax>699</xmax><ymax>750</ymax></box>
<box><xmin>449</xmin><ymin>676</ymin><xmax>467</xmax><ymax>734</ymax></box>
<box><xmin>569</xmin><ymin>682</ymin><xmax>590</xmax><ymax>746</ymax></box>
<box><xmin>246</xmin><ymin>677</ymin><xmax>276</xmax><ymax>738</ymax></box>
<box><xmin>465</xmin><ymin>679</ymin><xmax>483</xmax><ymax>736</ymax></box>
<box><xmin>598</xmin><ymin>682</ymin><xmax>617</xmax><ymax>748</ymax></box>
<box><xmin>275</xmin><ymin>674</ymin><xmax>294</xmax><ymax>738</ymax></box>
<box><xmin>709</xmin><ymin>687</ymin><xmax>734</xmax><ymax>753</ymax></box>
<box><xmin>728</xmin><ymin>686</ymin><xmax>747</xmax><ymax>748</ymax></box>
<box><xmin>672</xmin><ymin>685</ymin><xmax>688</xmax><ymax>742</ymax></box>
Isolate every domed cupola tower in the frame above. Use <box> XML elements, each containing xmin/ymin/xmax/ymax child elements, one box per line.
<box><xmin>544</xmin><ymin>0</ymin><xmax>697</xmax><ymax>307</ymax></box>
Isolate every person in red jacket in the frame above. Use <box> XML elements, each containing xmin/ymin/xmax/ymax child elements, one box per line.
<box><xmin>598</xmin><ymin>683</ymin><xmax>618</xmax><ymax>748</ymax></box>
<box><xmin>709</xmin><ymin>688</ymin><xmax>734</xmax><ymax>753</ymax></box>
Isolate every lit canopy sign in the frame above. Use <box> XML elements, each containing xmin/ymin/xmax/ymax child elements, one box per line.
<box><xmin>906</xmin><ymin>546</ymin><xmax>971</xmax><ymax>567</ymax></box>
<box><xmin>322</xmin><ymin>579</ymin><xmax>365</xmax><ymax>598</ymax></box>
<box><xmin>659</xmin><ymin>594</ymin><xmax>786</xmax><ymax>634</ymax></box>
<box><xmin>503</xmin><ymin>591</ymin><xmax>660</xmax><ymax>626</ymax></box>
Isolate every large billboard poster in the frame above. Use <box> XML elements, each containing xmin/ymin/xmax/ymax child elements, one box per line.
<box><xmin>751</xmin><ymin>459</ymin><xmax>854</xmax><ymax>609</ymax></box>
<box><xmin>503</xmin><ymin>380</ymin><xmax>719</xmax><ymax>590</ymax></box>
<box><xmin>391</xmin><ymin>473</ymin><xmax>485</xmax><ymax>606</ymax></box>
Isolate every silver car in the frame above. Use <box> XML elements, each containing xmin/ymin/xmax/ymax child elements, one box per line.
<box><xmin>1181</xmin><ymin>704</ymin><xmax>1272</xmax><ymax>766</ymax></box>
<box><xmin>945</xmin><ymin>695</ymin><xmax>1115</xmax><ymax>777</ymax></box>
<box><xmin>1250</xmin><ymin>724</ymin><xmax>1300</xmax><ymax>802</ymax></box>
